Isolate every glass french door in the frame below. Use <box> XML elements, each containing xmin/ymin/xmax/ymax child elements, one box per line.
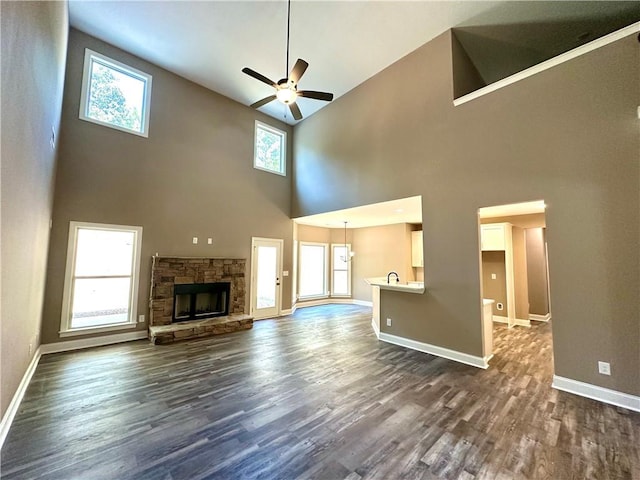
<box><xmin>251</xmin><ymin>238</ymin><xmax>283</xmax><ymax>319</ymax></box>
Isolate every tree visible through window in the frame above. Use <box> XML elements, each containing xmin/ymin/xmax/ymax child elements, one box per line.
<box><xmin>254</xmin><ymin>121</ymin><xmax>286</xmax><ymax>175</ymax></box>
<box><xmin>79</xmin><ymin>49</ymin><xmax>152</xmax><ymax>137</ymax></box>
<box><xmin>88</xmin><ymin>63</ymin><xmax>142</xmax><ymax>131</ymax></box>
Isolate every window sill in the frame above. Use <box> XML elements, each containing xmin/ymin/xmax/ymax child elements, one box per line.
<box><xmin>59</xmin><ymin>322</ymin><xmax>138</xmax><ymax>338</ymax></box>
<box><xmin>298</xmin><ymin>295</ymin><xmax>329</xmax><ymax>301</ymax></box>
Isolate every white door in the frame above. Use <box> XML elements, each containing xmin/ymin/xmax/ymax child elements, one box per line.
<box><xmin>250</xmin><ymin>237</ymin><xmax>283</xmax><ymax>319</ymax></box>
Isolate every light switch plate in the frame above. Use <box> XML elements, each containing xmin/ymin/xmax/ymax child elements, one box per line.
<box><xmin>192</xmin><ymin>237</ymin><xmax>198</xmax><ymax>244</ymax></box>
<box><xmin>207</xmin><ymin>238</ymin><xmax>213</xmax><ymax>245</ymax></box>
<box><xmin>283</xmin><ymin>271</ymin><xmax>289</xmax><ymax>277</ymax></box>
<box><xmin>491</xmin><ymin>273</ymin><xmax>497</xmax><ymax>280</ymax></box>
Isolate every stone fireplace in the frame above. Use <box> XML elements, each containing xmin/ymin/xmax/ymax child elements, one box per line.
<box><xmin>149</xmin><ymin>256</ymin><xmax>252</xmax><ymax>343</ymax></box>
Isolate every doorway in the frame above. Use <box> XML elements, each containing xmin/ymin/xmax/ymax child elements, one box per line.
<box><xmin>479</xmin><ymin>202</ymin><xmax>551</xmax><ymax>328</ymax></box>
<box><xmin>478</xmin><ymin>200</ymin><xmax>552</xmax><ymax>365</ymax></box>
<box><xmin>250</xmin><ymin>237</ymin><xmax>283</xmax><ymax>319</ymax></box>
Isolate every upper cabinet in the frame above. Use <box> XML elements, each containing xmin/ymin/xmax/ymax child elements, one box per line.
<box><xmin>411</xmin><ymin>230</ymin><xmax>423</xmax><ymax>267</ymax></box>
<box><xmin>481</xmin><ymin>223</ymin><xmax>509</xmax><ymax>251</ymax></box>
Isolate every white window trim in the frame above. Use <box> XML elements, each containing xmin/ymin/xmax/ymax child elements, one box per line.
<box><xmin>79</xmin><ymin>48</ymin><xmax>153</xmax><ymax>138</ymax></box>
<box><xmin>330</xmin><ymin>243</ymin><xmax>352</xmax><ymax>298</ymax></box>
<box><xmin>60</xmin><ymin>221</ymin><xmax>143</xmax><ymax>337</ymax></box>
<box><xmin>254</xmin><ymin>120</ymin><xmax>287</xmax><ymax>176</ymax></box>
<box><xmin>298</xmin><ymin>241</ymin><xmax>328</xmax><ymax>300</ymax></box>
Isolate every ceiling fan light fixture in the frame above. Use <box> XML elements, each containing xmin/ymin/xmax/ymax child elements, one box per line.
<box><xmin>242</xmin><ymin>0</ymin><xmax>333</xmax><ymax>120</ymax></box>
<box><xmin>276</xmin><ymin>87</ymin><xmax>297</xmax><ymax>104</ymax></box>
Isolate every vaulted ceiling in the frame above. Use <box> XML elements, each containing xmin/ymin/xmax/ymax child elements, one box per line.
<box><xmin>69</xmin><ymin>1</ymin><xmax>640</xmax><ymax>125</ymax></box>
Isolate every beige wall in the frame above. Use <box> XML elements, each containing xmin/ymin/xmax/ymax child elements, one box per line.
<box><xmin>482</xmin><ymin>251</ymin><xmax>507</xmax><ymax>316</ymax></box>
<box><xmin>352</xmin><ymin>223</ymin><xmax>414</xmax><ymax>302</ymax></box>
<box><xmin>0</xmin><ymin>2</ymin><xmax>68</xmax><ymax>416</ymax></box>
<box><xmin>512</xmin><ymin>226</ymin><xmax>529</xmax><ymax>320</ymax></box>
<box><xmin>292</xmin><ymin>31</ymin><xmax>639</xmax><ymax>395</ymax></box>
<box><xmin>526</xmin><ymin>228</ymin><xmax>550</xmax><ymax>315</ymax></box>
<box><xmin>295</xmin><ymin>223</ymin><xmax>412</xmax><ymax>304</ymax></box>
<box><xmin>41</xmin><ymin>29</ymin><xmax>294</xmax><ymax>344</ymax></box>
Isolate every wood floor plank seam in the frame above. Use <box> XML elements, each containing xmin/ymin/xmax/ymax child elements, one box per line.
<box><xmin>1</xmin><ymin>304</ymin><xmax>638</xmax><ymax>479</ymax></box>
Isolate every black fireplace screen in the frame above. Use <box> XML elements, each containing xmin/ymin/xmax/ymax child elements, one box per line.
<box><xmin>173</xmin><ymin>282</ymin><xmax>230</xmax><ymax>322</ymax></box>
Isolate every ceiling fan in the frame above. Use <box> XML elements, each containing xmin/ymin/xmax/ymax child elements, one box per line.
<box><xmin>242</xmin><ymin>0</ymin><xmax>334</xmax><ymax>121</ymax></box>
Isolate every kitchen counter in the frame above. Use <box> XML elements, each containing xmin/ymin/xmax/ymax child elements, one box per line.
<box><xmin>365</xmin><ymin>277</ymin><xmax>425</xmax><ymax>294</ymax></box>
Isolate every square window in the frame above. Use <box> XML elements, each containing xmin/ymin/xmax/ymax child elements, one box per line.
<box><xmin>79</xmin><ymin>49</ymin><xmax>152</xmax><ymax>137</ymax></box>
<box><xmin>254</xmin><ymin>121</ymin><xmax>286</xmax><ymax>176</ymax></box>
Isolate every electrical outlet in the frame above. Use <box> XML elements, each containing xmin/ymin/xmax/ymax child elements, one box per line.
<box><xmin>598</xmin><ymin>361</ymin><xmax>611</xmax><ymax>375</ymax></box>
<box><xmin>207</xmin><ymin>238</ymin><xmax>213</xmax><ymax>245</ymax></box>
<box><xmin>491</xmin><ymin>273</ymin><xmax>497</xmax><ymax>280</ymax></box>
<box><xmin>386</xmin><ymin>318</ymin><xmax>392</xmax><ymax>327</ymax></box>
<box><xmin>138</xmin><ymin>314</ymin><xmax>145</xmax><ymax>323</ymax></box>
<box><xmin>192</xmin><ymin>237</ymin><xmax>198</xmax><ymax>244</ymax></box>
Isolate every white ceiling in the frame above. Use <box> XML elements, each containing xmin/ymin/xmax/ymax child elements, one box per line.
<box><xmin>294</xmin><ymin>196</ymin><xmax>422</xmax><ymax>229</ymax></box>
<box><xmin>294</xmin><ymin>197</ymin><xmax>546</xmax><ymax>229</ymax></box>
<box><xmin>479</xmin><ymin>200</ymin><xmax>545</xmax><ymax>218</ymax></box>
<box><xmin>68</xmin><ymin>1</ymin><xmax>639</xmax><ymax>126</ymax></box>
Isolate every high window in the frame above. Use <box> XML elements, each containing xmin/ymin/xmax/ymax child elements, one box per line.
<box><xmin>331</xmin><ymin>244</ymin><xmax>352</xmax><ymax>297</ymax></box>
<box><xmin>60</xmin><ymin>222</ymin><xmax>143</xmax><ymax>336</ymax></box>
<box><xmin>254</xmin><ymin>121</ymin><xmax>286</xmax><ymax>176</ymax></box>
<box><xmin>298</xmin><ymin>242</ymin><xmax>328</xmax><ymax>299</ymax></box>
<box><xmin>79</xmin><ymin>49</ymin><xmax>152</xmax><ymax>137</ymax></box>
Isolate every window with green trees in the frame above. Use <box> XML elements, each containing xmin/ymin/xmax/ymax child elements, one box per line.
<box><xmin>254</xmin><ymin>121</ymin><xmax>286</xmax><ymax>176</ymax></box>
<box><xmin>79</xmin><ymin>49</ymin><xmax>152</xmax><ymax>137</ymax></box>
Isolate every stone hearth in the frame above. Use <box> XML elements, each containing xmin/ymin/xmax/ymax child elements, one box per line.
<box><xmin>149</xmin><ymin>314</ymin><xmax>253</xmax><ymax>345</ymax></box>
<box><xmin>149</xmin><ymin>256</ymin><xmax>253</xmax><ymax>344</ymax></box>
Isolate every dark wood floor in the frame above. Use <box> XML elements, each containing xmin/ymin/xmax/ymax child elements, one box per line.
<box><xmin>2</xmin><ymin>305</ymin><xmax>639</xmax><ymax>479</ymax></box>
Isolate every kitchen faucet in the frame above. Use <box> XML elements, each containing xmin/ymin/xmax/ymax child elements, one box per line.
<box><xmin>387</xmin><ymin>271</ymin><xmax>399</xmax><ymax>284</ymax></box>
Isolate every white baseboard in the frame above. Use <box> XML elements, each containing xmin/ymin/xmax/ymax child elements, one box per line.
<box><xmin>529</xmin><ymin>313</ymin><xmax>552</xmax><ymax>322</ymax></box>
<box><xmin>352</xmin><ymin>299</ymin><xmax>373</xmax><ymax>307</ymax></box>
<box><xmin>371</xmin><ymin>318</ymin><xmax>380</xmax><ymax>337</ymax></box>
<box><xmin>294</xmin><ymin>298</ymin><xmax>373</xmax><ymax>309</ymax></box>
<box><xmin>40</xmin><ymin>330</ymin><xmax>148</xmax><ymax>354</ymax></box>
<box><xmin>280</xmin><ymin>307</ymin><xmax>295</xmax><ymax>316</ymax></box>
<box><xmin>493</xmin><ymin>315</ymin><xmax>530</xmax><ymax>327</ymax></box>
<box><xmin>0</xmin><ymin>347</ymin><xmax>42</xmax><ymax>450</ymax></box>
<box><xmin>552</xmin><ymin>375</ymin><xmax>640</xmax><ymax>413</ymax></box>
<box><xmin>378</xmin><ymin>331</ymin><xmax>488</xmax><ymax>369</ymax></box>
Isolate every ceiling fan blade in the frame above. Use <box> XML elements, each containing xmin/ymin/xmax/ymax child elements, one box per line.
<box><xmin>288</xmin><ymin>59</ymin><xmax>309</xmax><ymax>85</ymax></box>
<box><xmin>250</xmin><ymin>95</ymin><xmax>277</xmax><ymax>109</ymax></box>
<box><xmin>298</xmin><ymin>90</ymin><xmax>334</xmax><ymax>102</ymax></box>
<box><xmin>289</xmin><ymin>102</ymin><xmax>303</xmax><ymax>121</ymax></box>
<box><xmin>242</xmin><ymin>67</ymin><xmax>277</xmax><ymax>88</ymax></box>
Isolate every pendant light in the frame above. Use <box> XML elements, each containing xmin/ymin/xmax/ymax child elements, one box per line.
<box><xmin>340</xmin><ymin>221</ymin><xmax>355</xmax><ymax>263</ymax></box>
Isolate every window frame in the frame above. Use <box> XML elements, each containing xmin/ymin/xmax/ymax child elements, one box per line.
<box><xmin>298</xmin><ymin>241</ymin><xmax>328</xmax><ymax>300</ymax></box>
<box><xmin>254</xmin><ymin>120</ymin><xmax>287</xmax><ymax>176</ymax></box>
<box><xmin>79</xmin><ymin>48</ymin><xmax>153</xmax><ymax>137</ymax></box>
<box><xmin>60</xmin><ymin>221</ymin><xmax>143</xmax><ymax>337</ymax></box>
<box><xmin>330</xmin><ymin>243</ymin><xmax>352</xmax><ymax>298</ymax></box>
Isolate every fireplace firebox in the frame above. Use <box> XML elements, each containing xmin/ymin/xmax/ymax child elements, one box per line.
<box><xmin>173</xmin><ymin>282</ymin><xmax>230</xmax><ymax>323</ymax></box>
